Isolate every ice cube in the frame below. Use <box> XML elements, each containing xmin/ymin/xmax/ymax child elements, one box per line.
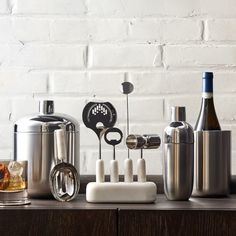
<box><xmin>8</xmin><ymin>161</ymin><xmax>23</xmax><ymax>177</ymax></box>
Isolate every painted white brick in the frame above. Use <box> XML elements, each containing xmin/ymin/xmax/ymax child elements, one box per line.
<box><xmin>128</xmin><ymin>19</ymin><xmax>162</xmax><ymax>42</ymax></box>
<box><xmin>206</xmin><ymin>19</ymin><xmax>236</xmax><ymax>42</ymax></box>
<box><xmin>13</xmin><ymin>18</ymin><xmax>50</xmax><ymax>42</ymax></box>
<box><xmin>130</xmin><ymin>97</ymin><xmax>164</xmax><ymax>122</ymax></box>
<box><xmin>0</xmin><ymin>124</ymin><xmax>13</xmax><ymax>149</ymax></box>
<box><xmin>0</xmin><ymin>17</ymin><xmax>50</xmax><ymax>43</ymax></box>
<box><xmin>0</xmin><ymin>69</ymin><xmax>48</xmax><ymax>94</ymax></box>
<box><xmin>0</xmin><ymin>44</ymin><xmax>22</xmax><ymax>66</ymax></box>
<box><xmin>214</xmin><ymin>72</ymin><xmax>236</xmax><ymax>93</ymax></box>
<box><xmin>215</xmin><ymin>96</ymin><xmax>236</xmax><ymax>122</ymax></box>
<box><xmin>88</xmin><ymin>72</ymin><xmax>125</xmax><ymax>95</ymax></box>
<box><xmin>0</xmin><ymin>99</ymin><xmax>11</xmax><ymax>122</ymax></box>
<box><xmin>163</xmin><ymin>19</ymin><xmax>202</xmax><ymax>42</ymax></box>
<box><xmin>13</xmin><ymin>0</ymin><xmax>87</xmax><ymax>15</ymax></box>
<box><xmin>0</xmin><ymin>0</ymin><xmax>9</xmax><ymax>14</ymax></box>
<box><xmin>128</xmin><ymin>19</ymin><xmax>201</xmax><ymax>43</ymax></box>
<box><xmin>50</xmin><ymin>72</ymin><xmax>88</xmax><ymax>94</ymax></box>
<box><xmin>51</xmin><ymin>19</ymin><xmax>127</xmax><ymax>42</ymax></box>
<box><xmin>90</xmin><ymin>45</ymin><xmax>161</xmax><ymax>68</ymax></box>
<box><xmin>9</xmin><ymin>44</ymin><xmax>86</xmax><ymax>69</ymax></box>
<box><xmin>51</xmin><ymin>72</ymin><xmax>125</xmax><ymax>95</ymax></box>
<box><xmin>164</xmin><ymin>46</ymin><xmax>236</xmax><ymax>68</ymax></box>
<box><xmin>0</xmin><ymin>18</ymin><xmax>16</xmax><ymax>42</ymax></box>
<box><xmin>11</xmin><ymin>98</ymin><xmax>38</xmax><ymax>121</ymax></box>
<box><xmin>130</xmin><ymin>71</ymin><xmax>236</xmax><ymax>95</ymax></box>
<box><xmin>201</xmin><ymin>0</ymin><xmax>236</xmax><ymax>18</ymax></box>
<box><xmin>88</xmin><ymin>0</ymin><xmax>199</xmax><ymax>17</ymax></box>
<box><xmin>129</xmin><ymin>72</ymin><xmax>200</xmax><ymax>95</ymax></box>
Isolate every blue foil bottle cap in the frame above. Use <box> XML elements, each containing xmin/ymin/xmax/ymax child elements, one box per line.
<box><xmin>202</xmin><ymin>72</ymin><xmax>213</xmax><ymax>93</ymax></box>
<box><xmin>202</xmin><ymin>72</ymin><xmax>213</xmax><ymax>80</ymax></box>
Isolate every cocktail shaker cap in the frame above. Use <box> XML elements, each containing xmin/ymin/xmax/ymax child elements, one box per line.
<box><xmin>164</xmin><ymin>106</ymin><xmax>194</xmax><ymax>144</ymax></box>
<box><xmin>14</xmin><ymin>100</ymin><xmax>79</xmax><ymax>133</ymax></box>
<box><xmin>171</xmin><ymin>106</ymin><xmax>186</xmax><ymax>122</ymax></box>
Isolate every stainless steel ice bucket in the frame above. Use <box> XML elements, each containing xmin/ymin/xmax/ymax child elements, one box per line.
<box><xmin>193</xmin><ymin>130</ymin><xmax>231</xmax><ymax>197</ymax></box>
<box><xmin>14</xmin><ymin>100</ymin><xmax>80</xmax><ymax>198</ymax></box>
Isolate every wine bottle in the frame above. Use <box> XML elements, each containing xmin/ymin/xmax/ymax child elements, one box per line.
<box><xmin>195</xmin><ymin>72</ymin><xmax>221</xmax><ymax>131</ymax></box>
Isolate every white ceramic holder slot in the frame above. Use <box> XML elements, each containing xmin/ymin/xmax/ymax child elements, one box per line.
<box><xmin>124</xmin><ymin>158</ymin><xmax>133</xmax><ymax>182</ymax></box>
<box><xmin>137</xmin><ymin>158</ymin><xmax>146</xmax><ymax>182</ymax></box>
<box><xmin>96</xmin><ymin>159</ymin><xmax>105</xmax><ymax>183</ymax></box>
<box><xmin>87</xmin><ymin>156</ymin><xmax>157</xmax><ymax>203</ymax></box>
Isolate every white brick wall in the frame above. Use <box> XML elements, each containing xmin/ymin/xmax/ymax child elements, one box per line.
<box><xmin>1</xmin><ymin>0</ymin><xmax>236</xmax><ymax>175</ymax></box>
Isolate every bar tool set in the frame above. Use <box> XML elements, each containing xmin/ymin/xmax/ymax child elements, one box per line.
<box><xmin>85</xmin><ymin>80</ymin><xmax>161</xmax><ymax>203</ymax></box>
<box><xmin>7</xmin><ymin>71</ymin><xmax>231</xmax><ymax>205</ymax></box>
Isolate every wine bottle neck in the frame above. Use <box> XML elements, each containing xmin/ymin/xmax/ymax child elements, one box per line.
<box><xmin>202</xmin><ymin>92</ymin><xmax>213</xmax><ymax>99</ymax></box>
<box><xmin>202</xmin><ymin>75</ymin><xmax>213</xmax><ymax>99</ymax></box>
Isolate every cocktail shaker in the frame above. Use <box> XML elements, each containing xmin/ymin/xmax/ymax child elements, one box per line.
<box><xmin>14</xmin><ymin>100</ymin><xmax>80</xmax><ymax>198</ymax></box>
<box><xmin>163</xmin><ymin>106</ymin><xmax>194</xmax><ymax>200</ymax></box>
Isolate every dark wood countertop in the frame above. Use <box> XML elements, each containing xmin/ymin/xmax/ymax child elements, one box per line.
<box><xmin>2</xmin><ymin>194</ymin><xmax>236</xmax><ymax>210</ymax></box>
<box><xmin>1</xmin><ymin>195</ymin><xmax>236</xmax><ymax>236</ymax></box>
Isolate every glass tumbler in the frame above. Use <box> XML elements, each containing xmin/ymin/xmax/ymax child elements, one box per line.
<box><xmin>0</xmin><ymin>160</ymin><xmax>30</xmax><ymax>206</ymax></box>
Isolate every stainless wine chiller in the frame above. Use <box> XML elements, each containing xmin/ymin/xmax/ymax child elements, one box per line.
<box><xmin>193</xmin><ymin>130</ymin><xmax>231</xmax><ymax>197</ymax></box>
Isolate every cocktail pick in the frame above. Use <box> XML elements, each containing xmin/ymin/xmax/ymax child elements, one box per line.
<box><xmin>121</xmin><ymin>80</ymin><xmax>134</xmax><ymax>182</ymax></box>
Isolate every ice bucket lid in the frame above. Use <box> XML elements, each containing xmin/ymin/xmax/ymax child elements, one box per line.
<box><xmin>164</xmin><ymin>121</ymin><xmax>194</xmax><ymax>144</ymax></box>
<box><xmin>14</xmin><ymin>100</ymin><xmax>79</xmax><ymax>133</ymax></box>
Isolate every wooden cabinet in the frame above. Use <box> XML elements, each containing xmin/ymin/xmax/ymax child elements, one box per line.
<box><xmin>0</xmin><ymin>197</ymin><xmax>117</xmax><ymax>236</ymax></box>
<box><xmin>119</xmin><ymin>210</ymin><xmax>236</xmax><ymax>236</ymax></box>
<box><xmin>1</xmin><ymin>195</ymin><xmax>236</xmax><ymax>236</ymax></box>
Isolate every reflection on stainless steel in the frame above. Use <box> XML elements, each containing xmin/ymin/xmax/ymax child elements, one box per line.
<box><xmin>50</xmin><ymin>129</ymin><xmax>79</xmax><ymax>202</ymax></box>
<box><xmin>50</xmin><ymin>162</ymin><xmax>79</xmax><ymax>202</ymax></box>
<box><xmin>126</xmin><ymin>135</ymin><xmax>146</xmax><ymax>149</ymax></box>
<box><xmin>126</xmin><ymin>134</ymin><xmax>161</xmax><ymax>150</ymax></box>
<box><xmin>171</xmin><ymin>106</ymin><xmax>186</xmax><ymax>122</ymax></box>
<box><xmin>193</xmin><ymin>130</ymin><xmax>231</xmax><ymax>197</ymax></box>
<box><xmin>14</xmin><ymin>100</ymin><xmax>80</xmax><ymax>198</ymax></box>
<box><xmin>163</xmin><ymin>143</ymin><xmax>194</xmax><ymax>200</ymax></box>
<box><xmin>163</xmin><ymin>106</ymin><xmax>194</xmax><ymax>201</ymax></box>
<box><xmin>143</xmin><ymin>134</ymin><xmax>161</xmax><ymax>149</ymax></box>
